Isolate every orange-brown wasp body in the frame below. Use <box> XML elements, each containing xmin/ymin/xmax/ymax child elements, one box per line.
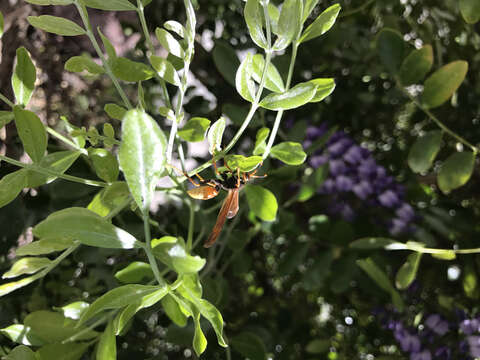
<box><xmin>185</xmin><ymin>163</ymin><xmax>263</xmax><ymax>248</ymax></box>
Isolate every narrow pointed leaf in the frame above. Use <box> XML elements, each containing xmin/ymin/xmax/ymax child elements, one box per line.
<box><xmin>3</xmin><ymin>257</ymin><xmax>51</xmax><ymax>279</ymax></box>
<box><xmin>12</xmin><ymin>47</ymin><xmax>36</xmax><ymax>106</ymax></box>
<box><xmin>235</xmin><ymin>53</ymin><xmax>256</xmax><ymax>102</ymax></box>
<box><xmin>399</xmin><ymin>45</ymin><xmax>433</xmax><ymax>85</ymax></box>
<box><xmin>0</xmin><ymin>274</ymin><xmax>42</xmax><ymax>297</ymax></box>
<box><xmin>80</xmin><ymin>0</ymin><xmax>137</xmax><ymax>11</ymax></box>
<box><xmin>460</xmin><ymin>0</ymin><xmax>480</xmax><ymax>24</ymax></box>
<box><xmin>273</xmin><ymin>0</ymin><xmax>301</xmax><ymax>50</ymax></box>
<box><xmin>395</xmin><ymin>253</ymin><xmax>422</xmax><ymax>290</ymax></box>
<box><xmin>27</xmin><ymin>16</ymin><xmax>86</xmax><ymax>36</ymax></box>
<box><xmin>270</xmin><ymin>142</ymin><xmax>306</xmax><ymax>165</ymax></box>
<box><xmin>13</xmin><ymin>106</ymin><xmax>47</xmax><ymax>163</ymax></box>
<box><xmin>155</xmin><ymin>28</ymin><xmax>185</xmax><ymax>58</ymax></box>
<box><xmin>26</xmin><ymin>150</ymin><xmax>81</xmax><ymax>187</ymax></box>
<box><xmin>178</xmin><ymin>117</ymin><xmax>211</xmax><ymax>142</ymax></box>
<box><xmin>408</xmin><ymin>131</ymin><xmax>442</xmax><ymax>173</ymax></box>
<box><xmin>308</xmin><ymin>78</ymin><xmax>336</xmax><ymax>102</ymax></box>
<box><xmin>245</xmin><ymin>185</ymin><xmax>278</xmax><ymax>221</ymax></box>
<box><xmin>253</xmin><ymin>127</ymin><xmax>270</xmax><ymax>155</ymax></box>
<box><xmin>118</xmin><ymin>109</ymin><xmax>167</xmax><ymax>211</ymax></box>
<box><xmin>16</xmin><ymin>238</ymin><xmax>73</xmax><ymax>256</ymax></box>
<box><xmin>33</xmin><ymin>207</ymin><xmax>142</xmax><ymax>249</ymax></box>
<box><xmin>161</xmin><ymin>294</ymin><xmax>188</xmax><ymax>327</ymax></box>
<box><xmin>251</xmin><ymin>54</ymin><xmax>285</xmax><ymax>93</ymax></box>
<box><xmin>0</xmin><ymin>325</ymin><xmax>45</xmax><ymax>346</ymax></box>
<box><xmin>421</xmin><ymin>61</ymin><xmax>468</xmax><ymax>109</ymax></box>
<box><xmin>259</xmin><ymin>82</ymin><xmax>318</xmax><ymax>110</ymax></box>
<box><xmin>303</xmin><ymin>0</ymin><xmax>320</xmax><ymax>22</ymax></box>
<box><xmin>0</xmin><ymin>12</ymin><xmax>4</xmax><ymax>39</ymax></box>
<box><xmin>193</xmin><ymin>311</ymin><xmax>207</xmax><ymax>356</ymax></box>
<box><xmin>98</xmin><ymin>28</ymin><xmax>117</xmax><ymax>59</ymax></box>
<box><xmin>24</xmin><ymin>0</ymin><xmax>73</xmax><ymax>4</ymax></box>
<box><xmin>299</xmin><ymin>4</ymin><xmax>341</xmax><ymax>43</ymax></box>
<box><xmin>96</xmin><ymin>321</ymin><xmax>116</xmax><ymax>360</ymax></box>
<box><xmin>244</xmin><ymin>0</ymin><xmax>267</xmax><ymax>49</ymax></box>
<box><xmin>437</xmin><ymin>151</ymin><xmax>475</xmax><ymax>193</ymax></box>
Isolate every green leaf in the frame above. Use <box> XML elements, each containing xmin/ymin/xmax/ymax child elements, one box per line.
<box><xmin>399</xmin><ymin>45</ymin><xmax>434</xmax><ymax>85</ymax></box>
<box><xmin>155</xmin><ymin>28</ymin><xmax>185</xmax><ymax>58</ymax></box>
<box><xmin>350</xmin><ymin>237</ymin><xmax>406</xmax><ymax>250</ymax></box>
<box><xmin>192</xmin><ymin>311</ymin><xmax>207</xmax><ymax>356</ymax></box>
<box><xmin>16</xmin><ymin>238</ymin><xmax>73</xmax><ymax>256</ymax></box>
<box><xmin>0</xmin><ymin>170</ymin><xmax>27</xmax><ymax>209</ymax></box>
<box><xmin>0</xmin><ymin>111</ymin><xmax>14</xmax><ymax>128</ymax></box>
<box><xmin>3</xmin><ymin>257</ymin><xmax>51</xmax><ymax>279</ymax></box>
<box><xmin>55</xmin><ymin>301</ymin><xmax>90</xmax><ymax>320</ymax></box>
<box><xmin>460</xmin><ymin>0</ymin><xmax>480</xmax><ymax>24</ymax></box>
<box><xmin>25</xmin><ymin>311</ymin><xmax>97</xmax><ymax>343</ymax></box>
<box><xmin>376</xmin><ymin>28</ymin><xmax>405</xmax><ymax>74</ymax></box>
<box><xmin>303</xmin><ymin>0</ymin><xmax>320</xmax><ymax>22</ymax></box>
<box><xmin>178</xmin><ymin>117</ymin><xmax>211</xmax><ymax>142</ymax></box>
<box><xmin>96</xmin><ymin>321</ymin><xmax>116</xmax><ymax>360</ymax></box>
<box><xmin>12</xmin><ymin>47</ymin><xmax>36</xmax><ymax>106</ymax></box>
<box><xmin>6</xmin><ymin>345</ymin><xmax>37</xmax><ymax>360</ymax></box>
<box><xmin>164</xmin><ymin>20</ymin><xmax>185</xmax><ymax>38</ymax></box>
<box><xmin>110</xmin><ymin>57</ymin><xmax>154</xmax><ymax>82</ymax></box>
<box><xmin>0</xmin><ymin>12</ymin><xmax>4</xmax><ymax>39</ymax></box>
<box><xmin>273</xmin><ymin>0</ymin><xmax>301</xmax><ymax>51</ymax></box>
<box><xmin>224</xmin><ymin>155</ymin><xmax>263</xmax><ymax>172</ymax></box>
<box><xmin>118</xmin><ymin>109</ymin><xmax>167</xmax><ymax>211</ymax></box>
<box><xmin>80</xmin><ymin>0</ymin><xmax>137</xmax><ymax>11</ymax></box>
<box><xmin>98</xmin><ymin>28</ymin><xmax>117</xmax><ymax>59</ymax></box>
<box><xmin>395</xmin><ymin>253</ymin><xmax>422</xmax><ymax>290</ymax></box>
<box><xmin>270</xmin><ymin>141</ymin><xmax>306</xmax><ymax>165</ymax></box>
<box><xmin>65</xmin><ymin>55</ymin><xmax>105</xmax><ymax>74</ymax></box>
<box><xmin>245</xmin><ymin>185</ymin><xmax>278</xmax><ymax>221</ymax></box>
<box><xmin>13</xmin><ymin>106</ymin><xmax>47</xmax><ymax>163</ymax></box>
<box><xmin>0</xmin><ymin>325</ymin><xmax>45</xmax><ymax>346</ymax></box>
<box><xmin>36</xmin><ymin>342</ymin><xmax>91</xmax><ymax>360</ymax></box>
<box><xmin>244</xmin><ymin>0</ymin><xmax>267</xmax><ymax>49</ymax></box>
<box><xmin>0</xmin><ymin>275</ymin><xmax>41</xmax><ymax>297</ymax></box>
<box><xmin>299</xmin><ymin>3</ymin><xmax>341</xmax><ymax>43</ymax></box>
<box><xmin>114</xmin><ymin>262</ymin><xmax>154</xmax><ymax>283</ymax></box>
<box><xmin>267</xmin><ymin>3</ymin><xmax>280</xmax><ymax>34</ymax></box>
<box><xmin>161</xmin><ymin>294</ymin><xmax>188</xmax><ymax>327</ymax></box>
<box><xmin>251</xmin><ymin>54</ymin><xmax>285</xmax><ymax>93</ymax></box>
<box><xmin>231</xmin><ymin>332</ymin><xmax>267</xmax><ymax>360</ymax></box>
<box><xmin>253</xmin><ymin>127</ymin><xmax>270</xmax><ymax>155</ymax></box>
<box><xmin>79</xmin><ymin>284</ymin><xmax>168</xmax><ymax>326</ymax></box>
<box><xmin>152</xmin><ymin>237</ymin><xmax>206</xmax><ymax>274</ymax></box>
<box><xmin>235</xmin><ymin>53</ymin><xmax>256</xmax><ymax>103</ymax></box>
<box><xmin>212</xmin><ymin>41</ymin><xmax>239</xmax><ymax>87</ymax></box>
<box><xmin>437</xmin><ymin>151</ymin><xmax>475</xmax><ymax>193</ymax></box>
<box><xmin>207</xmin><ymin>117</ymin><xmax>226</xmax><ymax>155</ymax></box>
<box><xmin>259</xmin><ymin>81</ymin><xmax>318</xmax><ymax>110</ymax></box>
<box><xmin>33</xmin><ymin>207</ymin><xmax>142</xmax><ymax>249</ymax></box>
<box><xmin>27</xmin><ymin>16</ymin><xmax>86</xmax><ymax>36</ymax></box>
<box><xmin>463</xmin><ymin>262</ymin><xmax>478</xmax><ymax>298</ymax></box>
<box><xmin>421</xmin><ymin>61</ymin><xmax>468</xmax><ymax>109</ymax></box>
<box><xmin>407</xmin><ymin>130</ymin><xmax>442</xmax><ymax>173</ymax></box>
<box><xmin>104</xmin><ymin>103</ymin><xmax>126</xmax><ymax>121</ymax></box>
<box><xmin>88</xmin><ymin>148</ymin><xmax>119</xmax><ymax>182</ymax></box>
<box><xmin>305</xmin><ymin>339</ymin><xmax>330</xmax><ymax>354</ymax></box>
<box><xmin>26</xmin><ymin>150</ymin><xmax>81</xmax><ymax>188</ymax></box>
<box><xmin>431</xmin><ymin>251</ymin><xmax>456</xmax><ymax>261</ymax></box>
<box><xmin>149</xmin><ymin>55</ymin><xmax>181</xmax><ymax>86</ymax></box>
<box><xmin>357</xmin><ymin>258</ymin><xmax>404</xmax><ymax>311</ymax></box>
<box><xmin>308</xmin><ymin>78</ymin><xmax>336</xmax><ymax>102</ymax></box>
<box><xmin>184</xmin><ymin>0</ymin><xmax>196</xmax><ymax>43</ymax></box>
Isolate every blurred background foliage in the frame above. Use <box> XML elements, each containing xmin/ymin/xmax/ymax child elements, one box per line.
<box><xmin>1</xmin><ymin>0</ymin><xmax>480</xmax><ymax>359</ymax></box>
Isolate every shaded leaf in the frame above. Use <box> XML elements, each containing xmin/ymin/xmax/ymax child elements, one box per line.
<box><xmin>26</xmin><ymin>150</ymin><xmax>81</xmax><ymax>188</ymax></box>
<box><xmin>437</xmin><ymin>151</ymin><xmax>475</xmax><ymax>193</ymax></box>
<box><xmin>212</xmin><ymin>40</ymin><xmax>239</xmax><ymax>87</ymax></box>
<box><xmin>16</xmin><ymin>238</ymin><xmax>73</xmax><ymax>256</ymax></box>
<box><xmin>36</xmin><ymin>342</ymin><xmax>91</xmax><ymax>360</ymax></box>
<box><xmin>399</xmin><ymin>45</ymin><xmax>433</xmax><ymax>85</ymax></box>
<box><xmin>96</xmin><ymin>321</ymin><xmax>116</xmax><ymax>360</ymax></box>
<box><xmin>65</xmin><ymin>55</ymin><xmax>104</xmax><ymax>75</ymax></box>
<box><xmin>12</xmin><ymin>47</ymin><xmax>36</xmax><ymax>106</ymax></box>
<box><xmin>110</xmin><ymin>57</ymin><xmax>154</xmax><ymax>82</ymax></box>
<box><xmin>88</xmin><ymin>148</ymin><xmax>119</xmax><ymax>183</ymax></box>
<box><xmin>6</xmin><ymin>345</ymin><xmax>36</xmax><ymax>360</ymax></box>
<box><xmin>13</xmin><ymin>106</ymin><xmax>47</xmax><ymax>163</ymax></box>
<box><xmin>408</xmin><ymin>130</ymin><xmax>442</xmax><ymax>173</ymax></box>
<box><xmin>396</xmin><ymin>253</ymin><xmax>422</xmax><ymax>290</ymax></box>
<box><xmin>224</xmin><ymin>155</ymin><xmax>263</xmax><ymax>172</ymax></box>
<box><xmin>114</xmin><ymin>262</ymin><xmax>154</xmax><ymax>284</ymax></box>
<box><xmin>207</xmin><ymin>117</ymin><xmax>226</xmax><ymax>155</ymax></box>
<box><xmin>231</xmin><ymin>332</ymin><xmax>267</xmax><ymax>360</ymax></box>
<box><xmin>376</xmin><ymin>28</ymin><xmax>405</xmax><ymax>74</ymax></box>
<box><xmin>80</xmin><ymin>0</ymin><xmax>136</xmax><ymax>11</ymax></box>
<box><xmin>273</xmin><ymin>0</ymin><xmax>301</xmax><ymax>50</ymax></box>
<box><xmin>104</xmin><ymin>103</ymin><xmax>126</xmax><ymax>121</ymax></box>
<box><xmin>0</xmin><ymin>170</ymin><xmax>27</xmax><ymax>209</ymax></box>
<box><xmin>460</xmin><ymin>0</ymin><xmax>480</xmax><ymax>24</ymax></box>
<box><xmin>27</xmin><ymin>15</ymin><xmax>85</xmax><ymax>36</ymax></box>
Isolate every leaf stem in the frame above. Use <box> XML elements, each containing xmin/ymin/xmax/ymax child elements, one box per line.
<box><xmin>46</xmin><ymin>127</ymin><xmax>88</xmax><ymax>155</ymax></box>
<box><xmin>0</xmin><ymin>92</ymin><xmax>14</xmax><ymax>108</ymax></box>
<box><xmin>399</xmin><ymin>83</ymin><xmax>478</xmax><ymax>154</ymax></box>
<box><xmin>0</xmin><ymin>154</ymin><xmax>107</xmax><ymax>187</ymax></box>
<box><xmin>74</xmin><ymin>1</ymin><xmax>132</xmax><ymax>109</ymax></box>
<box><xmin>143</xmin><ymin>212</ymin><xmax>165</xmax><ymax>285</ymax></box>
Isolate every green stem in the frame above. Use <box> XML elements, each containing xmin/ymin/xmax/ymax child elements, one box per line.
<box><xmin>263</xmin><ymin>41</ymin><xmax>299</xmax><ymax>159</ymax></box>
<box><xmin>339</xmin><ymin>0</ymin><xmax>376</xmax><ymax>18</ymax></box>
<box><xmin>46</xmin><ymin>127</ymin><xmax>88</xmax><ymax>155</ymax></box>
<box><xmin>0</xmin><ymin>92</ymin><xmax>14</xmax><ymax>108</ymax></box>
<box><xmin>62</xmin><ymin>312</ymin><xmax>110</xmax><ymax>343</ymax></box>
<box><xmin>0</xmin><ymin>154</ymin><xmax>107</xmax><ymax>187</ymax></box>
<box><xmin>74</xmin><ymin>1</ymin><xmax>132</xmax><ymax>109</ymax></box>
<box><xmin>177</xmin><ymin>143</ymin><xmax>195</xmax><ymax>251</ymax></box>
<box><xmin>143</xmin><ymin>212</ymin><xmax>165</xmax><ymax>285</ymax></box>
<box><xmin>399</xmin><ymin>83</ymin><xmax>478</xmax><ymax>154</ymax></box>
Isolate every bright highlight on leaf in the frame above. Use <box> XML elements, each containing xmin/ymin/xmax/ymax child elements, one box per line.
<box><xmin>245</xmin><ymin>185</ymin><xmax>278</xmax><ymax>221</ymax></box>
<box><xmin>299</xmin><ymin>3</ymin><xmax>341</xmax><ymax>43</ymax></box>
<box><xmin>270</xmin><ymin>142</ymin><xmax>307</xmax><ymax>165</ymax></box>
<box><xmin>259</xmin><ymin>82</ymin><xmax>318</xmax><ymax>110</ymax></box>
<box><xmin>12</xmin><ymin>47</ymin><xmax>36</xmax><ymax>106</ymax></box>
<box><xmin>207</xmin><ymin>117</ymin><xmax>226</xmax><ymax>155</ymax></box>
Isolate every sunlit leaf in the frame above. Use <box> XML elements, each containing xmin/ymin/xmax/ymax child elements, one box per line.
<box><xmin>251</xmin><ymin>54</ymin><xmax>285</xmax><ymax>93</ymax></box>
<box><xmin>96</xmin><ymin>321</ymin><xmax>116</xmax><ymax>360</ymax></box>
<box><xmin>437</xmin><ymin>151</ymin><xmax>475</xmax><ymax>193</ymax></box>
<box><xmin>65</xmin><ymin>55</ymin><xmax>105</xmax><ymax>75</ymax></box>
<box><xmin>235</xmin><ymin>53</ymin><xmax>256</xmax><ymax>103</ymax></box>
<box><xmin>259</xmin><ymin>82</ymin><xmax>318</xmax><ymax>110</ymax></box>
<box><xmin>80</xmin><ymin>0</ymin><xmax>137</xmax><ymax>11</ymax></box>
<box><xmin>0</xmin><ymin>325</ymin><xmax>44</xmax><ymax>346</ymax></box>
<box><xmin>164</xmin><ymin>20</ymin><xmax>185</xmax><ymax>38</ymax></box>
<box><xmin>3</xmin><ymin>257</ymin><xmax>51</xmax><ymax>279</ymax></box>
<box><xmin>253</xmin><ymin>127</ymin><xmax>270</xmax><ymax>156</ymax></box>
<box><xmin>273</xmin><ymin>0</ymin><xmax>301</xmax><ymax>50</ymax></box>
<box><xmin>299</xmin><ymin>4</ymin><xmax>341</xmax><ymax>43</ymax></box>
<box><xmin>13</xmin><ymin>106</ymin><xmax>47</xmax><ymax>163</ymax></box>
<box><xmin>149</xmin><ymin>56</ymin><xmax>181</xmax><ymax>86</ymax></box>
<box><xmin>308</xmin><ymin>78</ymin><xmax>336</xmax><ymax>102</ymax></box>
<box><xmin>27</xmin><ymin>15</ymin><xmax>86</xmax><ymax>36</ymax></box>
<box><xmin>12</xmin><ymin>47</ymin><xmax>36</xmax><ymax>106</ymax></box>
<box><xmin>54</xmin><ymin>301</ymin><xmax>90</xmax><ymax>320</ymax></box>
<box><xmin>152</xmin><ymin>237</ymin><xmax>206</xmax><ymax>274</ymax></box>
<box><xmin>224</xmin><ymin>155</ymin><xmax>263</xmax><ymax>172</ymax></box>
<box><xmin>178</xmin><ymin>117</ymin><xmax>211</xmax><ymax>142</ymax></box>
<box><xmin>245</xmin><ymin>185</ymin><xmax>278</xmax><ymax>221</ymax></box>
<box><xmin>270</xmin><ymin>142</ymin><xmax>306</xmax><ymax>165</ymax></box>
<box><xmin>207</xmin><ymin>117</ymin><xmax>226</xmax><ymax>155</ymax></box>
<box><xmin>155</xmin><ymin>28</ymin><xmax>185</xmax><ymax>58</ymax></box>
<box><xmin>395</xmin><ymin>253</ymin><xmax>422</xmax><ymax>290</ymax></box>
<box><xmin>114</xmin><ymin>262</ymin><xmax>154</xmax><ymax>284</ymax></box>
<box><xmin>244</xmin><ymin>0</ymin><xmax>267</xmax><ymax>49</ymax></box>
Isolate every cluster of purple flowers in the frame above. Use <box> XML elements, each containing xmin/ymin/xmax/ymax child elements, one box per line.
<box><xmin>304</xmin><ymin>125</ymin><xmax>415</xmax><ymax>235</ymax></box>
<box><xmin>376</xmin><ymin>308</ymin><xmax>480</xmax><ymax>359</ymax></box>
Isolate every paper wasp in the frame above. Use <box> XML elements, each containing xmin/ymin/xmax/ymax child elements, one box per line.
<box><xmin>183</xmin><ymin>160</ymin><xmax>265</xmax><ymax>248</ymax></box>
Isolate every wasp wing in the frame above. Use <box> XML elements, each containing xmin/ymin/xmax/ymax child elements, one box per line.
<box><xmin>204</xmin><ymin>189</ymin><xmax>238</xmax><ymax>248</ymax></box>
<box><xmin>187</xmin><ymin>185</ymin><xmax>219</xmax><ymax>200</ymax></box>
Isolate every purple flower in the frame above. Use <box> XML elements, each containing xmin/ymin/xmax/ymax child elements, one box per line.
<box><xmin>425</xmin><ymin>314</ymin><xmax>449</xmax><ymax>336</ymax></box>
<box><xmin>389</xmin><ymin>218</ymin><xmax>408</xmax><ymax>236</ymax></box>
<box><xmin>343</xmin><ymin>145</ymin><xmax>365</xmax><ymax>164</ymax></box>
<box><xmin>378</xmin><ymin>190</ymin><xmax>400</xmax><ymax>208</ymax></box>
<box><xmin>461</xmin><ymin>319</ymin><xmax>480</xmax><ymax>335</ymax></box>
<box><xmin>411</xmin><ymin>350</ymin><xmax>432</xmax><ymax>360</ymax></box>
<box><xmin>396</xmin><ymin>203</ymin><xmax>415</xmax><ymax>222</ymax></box>
<box><xmin>352</xmin><ymin>181</ymin><xmax>374</xmax><ymax>200</ymax></box>
<box><xmin>467</xmin><ymin>336</ymin><xmax>480</xmax><ymax>357</ymax></box>
<box><xmin>335</xmin><ymin>175</ymin><xmax>354</xmax><ymax>192</ymax></box>
<box><xmin>328</xmin><ymin>137</ymin><xmax>353</xmax><ymax>157</ymax></box>
<box><xmin>396</xmin><ymin>330</ymin><xmax>421</xmax><ymax>353</ymax></box>
<box><xmin>329</xmin><ymin>159</ymin><xmax>347</xmax><ymax>176</ymax></box>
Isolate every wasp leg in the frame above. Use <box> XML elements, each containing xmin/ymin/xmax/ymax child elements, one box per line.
<box><xmin>168</xmin><ymin>163</ymin><xmax>203</xmax><ymax>187</ymax></box>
